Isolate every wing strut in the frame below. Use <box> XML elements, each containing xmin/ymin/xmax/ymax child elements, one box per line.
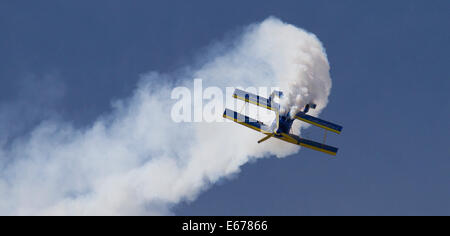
<box><xmin>323</xmin><ymin>130</ymin><xmax>328</xmax><ymax>144</ymax></box>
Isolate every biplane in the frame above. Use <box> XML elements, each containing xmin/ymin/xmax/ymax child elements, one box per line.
<box><xmin>223</xmin><ymin>89</ymin><xmax>343</xmax><ymax>156</ymax></box>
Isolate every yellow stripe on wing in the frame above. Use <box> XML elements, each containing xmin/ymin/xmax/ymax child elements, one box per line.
<box><xmin>299</xmin><ymin>142</ymin><xmax>337</xmax><ymax>156</ymax></box>
<box><xmin>294</xmin><ymin>116</ymin><xmax>341</xmax><ymax>134</ymax></box>
<box><xmin>277</xmin><ymin>133</ymin><xmax>337</xmax><ymax>156</ymax></box>
<box><xmin>233</xmin><ymin>94</ymin><xmax>277</xmax><ymax>111</ymax></box>
<box><xmin>223</xmin><ymin>114</ymin><xmax>270</xmax><ymax>134</ymax></box>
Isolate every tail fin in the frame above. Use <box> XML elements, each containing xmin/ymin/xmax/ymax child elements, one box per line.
<box><xmin>303</xmin><ymin>103</ymin><xmax>317</xmax><ymax>113</ymax></box>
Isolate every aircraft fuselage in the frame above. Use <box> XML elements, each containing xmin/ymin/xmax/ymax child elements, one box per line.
<box><xmin>274</xmin><ymin>112</ymin><xmax>295</xmax><ymax>135</ymax></box>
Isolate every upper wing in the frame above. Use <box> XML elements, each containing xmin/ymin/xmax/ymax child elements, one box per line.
<box><xmin>276</xmin><ymin>133</ymin><xmax>339</xmax><ymax>156</ymax></box>
<box><xmin>294</xmin><ymin>112</ymin><xmax>343</xmax><ymax>134</ymax></box>
<box><xmin>233</xmin><ymin>89</ymin><xmax>280</xmax><ymax>111</ymax></box>
<box><xmin>223</xmin><ymin>108</ymin><xmax>272</xmax><ymax>134</ymax></box>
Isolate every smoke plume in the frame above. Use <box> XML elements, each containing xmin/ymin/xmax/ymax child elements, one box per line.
<box><xmin>0</xmin><ymin>17</ymin><xmax>332</xmax><ymax>215</ymax></box>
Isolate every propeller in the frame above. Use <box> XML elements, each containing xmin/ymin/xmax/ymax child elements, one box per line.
<box><xmin>257</xmin><ymin>133</ymin><xmax>274</xmax><ymax>144</ymax></box>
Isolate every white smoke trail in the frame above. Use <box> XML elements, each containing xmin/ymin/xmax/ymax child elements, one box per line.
<box><xmin>0</xmin><ymin>17</ymin><xmax>332</xmax><ymax>215</ymax></box>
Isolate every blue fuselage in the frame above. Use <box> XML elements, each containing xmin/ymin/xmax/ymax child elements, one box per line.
<box><xmin>274</xmin><ymin>113</ymin><xmax>295</xmax><ymax>135</ymax></box>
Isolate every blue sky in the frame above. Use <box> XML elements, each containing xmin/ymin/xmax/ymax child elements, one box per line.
<box><xmin>1</xmin><ymin>1</ymin><xmax>449</xmax><ymax>215</ymax></box>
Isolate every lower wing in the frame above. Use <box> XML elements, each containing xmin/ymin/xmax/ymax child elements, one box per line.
<box><xmin>223</xmin><ymin>108</ymin><xmax>271</xmax><ymax>134</ymax></box>
<box><xmin>276</xmin><ymin>133</ymin><xmax>339</xmax><ymax>156</ymax></box>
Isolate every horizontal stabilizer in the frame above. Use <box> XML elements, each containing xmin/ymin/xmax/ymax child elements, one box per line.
<box><xmin>295</xmin><ymin>112</ymin><xmax>343</xmax><ymax>134</ymax></box>
<box><xmin>223</xmin><ymin>108</ymin><xmax>270</xmax><ymax>133</ymax></box>
<box><xmin>233</xmin><ymin>89</ymin><xmax>280</xmax><ymax>111</ymax></box>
